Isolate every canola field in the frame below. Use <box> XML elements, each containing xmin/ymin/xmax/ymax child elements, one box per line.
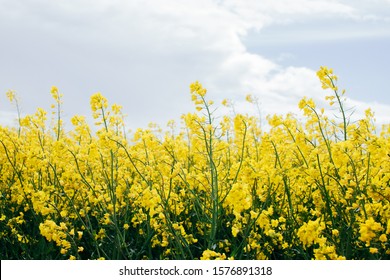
<box><xmin>0</xmin><ymin>67</ymin><xmax>389</xmax><ymax>260</ymax></box>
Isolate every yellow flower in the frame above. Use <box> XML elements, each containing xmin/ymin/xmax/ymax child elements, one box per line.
<box><xmin>379</xmin><ymin>234</ymin><xmax>387</xmax><ymax>243</ymax></box>
<box><xmin>6</xmin><ymin>90</ymin><xmax>16</xmax><ymax>102</ymax></box>
<box><xmin>190</xmin><ymin>81</ymin><xmax>207</xmax><ymax>97</ymax></box>
<box><xmin>316</xmin><ymin>66</ymin><xmax>338</xmax><ymax>91</ymax></box>
<box><xmin>95</xmin><ymin>228</ymin><xmax>106</xmax><ymax>240</ymax></box>
<box><xmin>51</xmin><ymin>86</ymin><xmax>59</xmax><ymax>95</ymax></box>
<box><xmin>359</xmin><ymin>218</ymin><xmax>383</xmax><ymax>246</ymax></box>
<box><xmin>200</xmin><ymin>249</ymin><xmax>227</xmax><ymax>260</ymax></box>
<box><xmin>112</xmin><ymin>103</ymin><xmax>122</xmax><ymax>114</ymax></box>
<box><xmin>297</xmin><ymin>218</ymin><xmax>325</xmax><ymax>248</ymax></box>
<box><xmin>245</xmin><ymin>94</ymin><xmax>253</xmax><ymax>103</ymax></box>
<box><xmin>90</xmin><ymin>92</ymin><xmax>108</xmax><ymax>117</ymax></box>
<box><xmin>102</xmin><ymin>213</ymin><xmax>112</xmax><ymax>225</ymax></box>
<box><xmin>60</xmin><ymin>210</ymin><xmax>68</xmax><ymax>218</ymax></box>
<box><xmin>271</xmin><ymin>219</ymin><xmax>279</xmax><ymax>228</ymax></box>
<box><xmin>232</xmin><ymin>225</ymin><xmax>240</xmax><ymax>237</ymax></box>
<box><xmin>369</xmin><ymin>247</ymin><xmax>378</xmax><ymax>254</ymax></box>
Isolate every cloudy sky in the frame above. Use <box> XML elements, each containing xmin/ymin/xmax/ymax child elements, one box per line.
<box><xmin>0</xmin><ymin>0</ymin><xmax>389</xmax><ymax>132</ymax></box>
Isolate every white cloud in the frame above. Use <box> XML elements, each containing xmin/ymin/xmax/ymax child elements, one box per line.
<box><xmin>338</xmin><ymin>0</ymin><xmax>390</xmax><ymax>21</ymax></box>
<box><xmin>0</xmin><ymin>0</ymin><xmax>389</xmax><ymax>131</ymax></box>
<box><xmin>221</xmin><ymin>0</ymin><xmax>355</xmax><ymax>21</ymax></box>
<box><xmin>346</xmin><ymin>99</ymin><xmax>390</xmax><ymax>129</ymax></box>
<box><xmin>0</xmin><ymin>111</ymin><xmax>18</xmax><ymax>127</ymax></box>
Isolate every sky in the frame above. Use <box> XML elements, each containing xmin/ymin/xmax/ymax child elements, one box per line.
<box><xmin>0</xmin><ymin>0</ymin><xmax>389</xmax><ymax>132</ymax></box>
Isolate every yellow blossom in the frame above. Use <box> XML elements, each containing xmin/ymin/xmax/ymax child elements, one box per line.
<box><xmin>369</xmin><ymin>247</ymin><xmax>378</xmax><ymax>254</ymax></box>
<box><xmin>359</xmin><ymin>218</ymin><xmax>383</xmax><ymax>246</ymax></box>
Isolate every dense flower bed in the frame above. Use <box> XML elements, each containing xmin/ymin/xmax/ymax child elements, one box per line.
<box><xmin>0</xmin><ymin>67</ymin><xmax>389</xmax><ymax>259</ymax></box>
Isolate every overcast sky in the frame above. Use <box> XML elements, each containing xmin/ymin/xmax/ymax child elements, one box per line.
<box><xmin>1</xmin><ymin>0</ymin><xmax>389</xmax><ymax>132</ymax></box>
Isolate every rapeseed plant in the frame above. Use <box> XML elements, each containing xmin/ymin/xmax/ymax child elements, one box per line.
<box><xmin>0</xmin><ymin>67</ymin><xmax>389</xmax><ymax>259</ymax></box>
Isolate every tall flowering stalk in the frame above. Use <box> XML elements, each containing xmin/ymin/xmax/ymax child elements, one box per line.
<box><xmin>316</xmin><ymin>66</ymin><xmax>348</xmax><ymax>141</ymax></box>
<box><xmin>189</xmin><ymin>81</ymin><xmax>220</xmax><ymax>249</ymax></box>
